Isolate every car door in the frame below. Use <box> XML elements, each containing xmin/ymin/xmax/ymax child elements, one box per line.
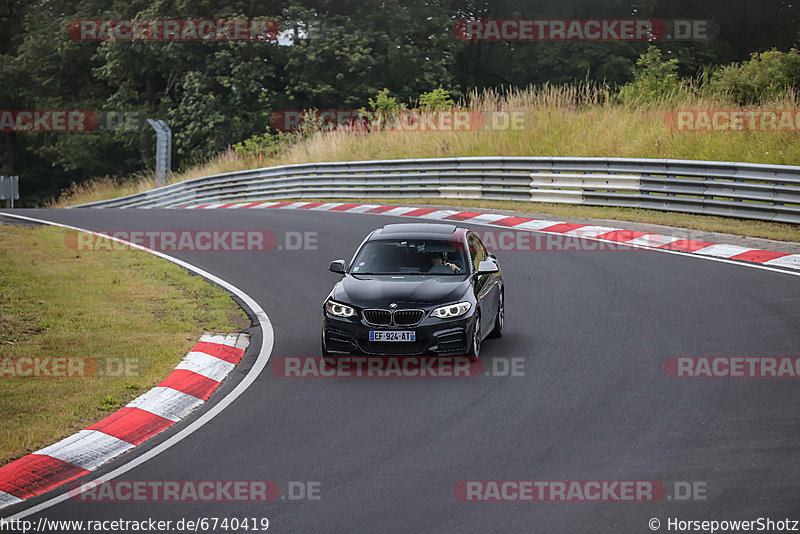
<box><xmin>468</xmin><ymin>232</ymin><xmax>496</xmax><ymax>336</ymax></box>
<box><xmin>476</xmin><ymin>233</ymin><xmax>502</xmax><ymax>329</ymax></box>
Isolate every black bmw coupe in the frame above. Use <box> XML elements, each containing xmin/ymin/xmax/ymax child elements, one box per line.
<box><xmin>322</xmin><ymin>223</ymin><xmax>504</xmax><ymax>360</ymax></box>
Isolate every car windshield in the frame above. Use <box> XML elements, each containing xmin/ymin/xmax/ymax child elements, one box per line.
<box><xmin>350</xmin><ymin>239</ymin><xmax>468</xmax><ymax>275</ymax></box>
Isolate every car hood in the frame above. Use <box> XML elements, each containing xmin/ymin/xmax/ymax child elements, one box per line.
<box><xmin>332</xmin><ymin>275</ymin><xmax>471</xmax><ymax>308</ymax></box>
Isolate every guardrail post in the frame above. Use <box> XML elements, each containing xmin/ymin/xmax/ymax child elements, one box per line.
<box><xmin>147</xmin><ymin>119</ymin><xmax>172</xmax><ymax>186</ymax></box>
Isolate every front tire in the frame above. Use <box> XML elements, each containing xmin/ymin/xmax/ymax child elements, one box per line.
<box><xmin>467</xmin><ymin>312</ymin><xmax>481</xmax><ymax>361</ymax></box>
<box><xmin>489</xmin><ymin>289</ymin><xmax>504</xmax><ymax>338</ymax></box>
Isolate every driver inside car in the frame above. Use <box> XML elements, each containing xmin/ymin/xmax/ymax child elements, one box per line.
<box><xmin>428</xmin><ymin>252</ymin><xmax>461</xmax><ymax>273</ymax></box>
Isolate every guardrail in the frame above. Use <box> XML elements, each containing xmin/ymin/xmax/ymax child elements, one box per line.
<box><xmin>71</xmin><ymin>157</ymin><xmax>800</xmax><ymax>224</ymax></box>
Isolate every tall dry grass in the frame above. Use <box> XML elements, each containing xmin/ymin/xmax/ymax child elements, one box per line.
<box><xmin>51</xmin><ymin>84</ymin><xmax>800</xmax><ymax>208</ymax></box>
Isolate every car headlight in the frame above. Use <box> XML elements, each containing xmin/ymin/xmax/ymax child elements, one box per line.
<box><xmin>326</xmin><ymin>299</ymin><xmax>357</xmax><ymax>318</ymax></box>
<box><xmin>430</xmin><ymin>301</ymin><xmax>471</xmax><ymax>319</ymax></box>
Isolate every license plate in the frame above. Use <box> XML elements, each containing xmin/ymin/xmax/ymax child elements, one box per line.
<box><xmin>369</xmin><ymin>330</ymin><xmax>415</xmax><ymax>342</ymax></box>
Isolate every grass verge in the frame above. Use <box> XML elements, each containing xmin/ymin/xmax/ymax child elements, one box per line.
<box><xmin>0</xmin><ymin>223</ymin><xmax>249</xmax><ymax>465</ymax></box>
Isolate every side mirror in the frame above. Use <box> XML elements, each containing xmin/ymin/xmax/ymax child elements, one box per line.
<box><xmin>476</xmin><ymin>259</ymin><xmax>499</xmax><ymax>275</ymax></box>
<box><xmin>329</xmin><ymin>259</ymin><xmax>347</xmax><ymax>274</ymax></box>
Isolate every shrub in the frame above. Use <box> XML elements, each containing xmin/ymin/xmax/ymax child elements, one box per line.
<box><xmin>617</xmin><ymin>47</ymin><xmax>681</xmax><ymax>104</ymax></box>
<box><xmin>708</xmin><ymin>49</ymin><xmax>800</xmax><ymax>104</ymax></box>
<box><xmin>417</xmin><ymin>88</ymin><xmax>455</xmax><ymax>110</ymax></box>
<box><xmin>366</xmin><ymin>88</ymin><xmax>403</xmax><ymax>112</ymax></box>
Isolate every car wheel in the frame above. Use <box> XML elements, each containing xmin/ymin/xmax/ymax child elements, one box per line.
<box><xmin>489</xmin><ymin>289</ymin><xmax>504</xmax><ymax>338</ymax></box>
<box><xmin>467</xmin><ymin>312</ymin><xmax>481</xmax><ymax>361</ymax></box>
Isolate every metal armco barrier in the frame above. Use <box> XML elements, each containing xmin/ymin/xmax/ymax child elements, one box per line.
<box><xmin>71</xmin><ymin>157</ymin><xmax>800</xmax><ymax>224</ymax></box>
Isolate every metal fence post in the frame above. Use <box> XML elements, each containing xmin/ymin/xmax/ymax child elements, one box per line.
<box><xmin>160</xmin><ymin>121</ymin><xmax>172</xmax><ymax>183</ymax></box>
<box><xmin>0</xmin><ymin>175</ymin><xmax>19</xmax><ymax>208</ymax></box>
<box><xmin>147</xmin><ymin>119</ymin><xmax>172</xmax><ymax>186</ymax></box>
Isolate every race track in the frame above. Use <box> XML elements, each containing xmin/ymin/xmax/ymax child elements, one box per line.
<box><xmin>2</xmin><ymin>207</ymin><xmax>800</xmax><ymax>532</ymax></box>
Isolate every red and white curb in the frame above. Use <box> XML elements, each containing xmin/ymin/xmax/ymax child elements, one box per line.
<box><xmin>0</xmin><ymin>333</ymin><xmax>249</xmax><ymax>510</ymax></box>
<box><xmin>180</xmin><ymin>201</ymin><xmax>800</xmax><ymax>273</ymax></box>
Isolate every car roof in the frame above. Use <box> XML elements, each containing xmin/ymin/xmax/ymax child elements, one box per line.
<box><xmin>369</xmin><ymin>223</ymin><xmax>461</xmax><ymax>240</ymax></box>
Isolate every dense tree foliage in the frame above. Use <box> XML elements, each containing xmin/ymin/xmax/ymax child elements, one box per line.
<box><xmin>1</xmin><ymin>0</ymin><xmax>798</xmax><ymax>204</ymax></box>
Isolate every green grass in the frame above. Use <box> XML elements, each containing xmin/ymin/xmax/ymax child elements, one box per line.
<box><xmin>0</xmin><ymin>224</ymin><xmax>249</xmax><ymax>465</ymax></box>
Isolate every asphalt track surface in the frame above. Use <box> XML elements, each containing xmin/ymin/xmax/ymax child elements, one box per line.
<box><xmin>2</xmin><ymin>208</ymin><xmax>800</xmax><ymax>533</ymax></box>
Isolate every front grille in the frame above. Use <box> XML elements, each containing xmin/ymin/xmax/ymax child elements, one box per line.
<box><xmin>364</xmin><ymin>309</ymin><xmax>392</xmax><ymax>326</ymax></box>
<box><xmin>364</xmin><ymin>308</ymin><xmax>425</xmax><ymax>326</ymax></box>
<box><xmin>393</xmin><ymin>310</ymin><xmax>424</xmax><ymax>326</ymax></box>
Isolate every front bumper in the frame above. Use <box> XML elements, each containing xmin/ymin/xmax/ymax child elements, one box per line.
<box><xmin>323</xmin><ymin>311</ymin><xmax>474</xmax><ymax>356</ymax></box>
